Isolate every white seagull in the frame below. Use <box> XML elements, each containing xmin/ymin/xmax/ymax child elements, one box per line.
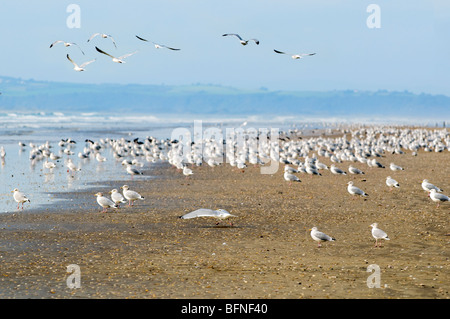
<box><xmin>66</xmin><ymin>158</ymin><xmax>81</xmax><ymax>172</ymax></box>
<box><xmin>347</xmin><ymin>181</ymin><xmax>368</xmax><ymax>197</ymax></box>
<box><xmin>421</xmin><ymin>179</ymin><xmax>443</xmax><ymax>193</ymax></box>
<box><xmin>12</xmin><ymin>188</ymin><xmax>30</xmax><ymax>210</ymax></box>
<box><xmin>348</xmin><ymin>165</ymin><xmax>365</xmax><ymax>175</ymax></box>
<box><xmin>66</xmin><ymin>54</ymin><xmax>96</xmax><ymax>72</ymax></box>
<box><xmin>88</xmin><ymin>33</ymin><xmax>117</xmax><ymax>48</ymax></box>
<box><xmin>386</xmin><ymin>176</ymin><xmax>400</xmax><ymax>190</ymax></box>
<box><xmin>390</xmin><ymin>163</ymin><xmax>404</xmax><ymax>171</ymax></box>
<box><xmin>284</xmin><ymin>171</ymin><xmax>301</xmax><ymax>183</ymax></box>
<box><xmin>330</xmin><ymin>164</ymin><xmax>347</xmax><ymax>175</ymax></box>
<box><xmin>135</xmin><ymin>35</ymin><xmax>180</xmax><ymax>50</ymax></box>
<box><xmin>126</xmin><ymin>164</ymin><xmax>143</xmax><ymax>178</ymax></box>
<box><xmin>183</xmin><ymin>166</ymin><xmax>193</xmax><ymax>177</ymax></box>
<box><xmin>370</xmin><ymin>223</ymin><xmax>390</xmax><ymax>247</ymax></box>
<box><xmin>309</xmin><ymin>227</ymin><xmax>335</xmax><ymax>248</ymax></box>
<box><xmin>110</xmin><ymin>189</ymin><xmax>127</xmax><ymax>207</ymax></box>
<box><xmin>222</xmin><ymin>33</ymin><xmax>259</xmax><ymax>46</ymax></box>
<box><xmin>50</xmin><ymin>40</ymin><xmax>85</xmax><ymax>54</ymax></box>
<box><xmin>121</xmin><ymin>185</ymin><xmax>145</xmax><ymax>206</ymax></box>
<box><xmin>95</xmin><ymin>192</ymin><xmax>118</xmax><ymax>213</ymax></box>
<box><xmin>274</xmin><ymin>49</ymin><xmax>316</xmax><ymax>59</ymax></box>
<box><xmin>428</xmin><ymin>189</ymin><xmax>450</xmax><ymax>208</ymax></box>
<box><xmin>95</xmin><ymin>47</ymin><xmax>138</xmax><ymax>63</ymax></box>
<box><xmin>179</xmin><ymin>208</ymin><xmax>236</xmax><ymax>226</ymax></box>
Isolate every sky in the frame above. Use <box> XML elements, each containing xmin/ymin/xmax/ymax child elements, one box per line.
<box><xmin>0</xmin><ymin>0</ymin><xmax>449</xmax><ymax>95</ymax></box>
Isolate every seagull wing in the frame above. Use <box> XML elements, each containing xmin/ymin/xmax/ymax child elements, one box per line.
<box><xmin>95</xmin><ymin>46</ymin><xmax>115</xmax><ymax>58</ymax></box>
<box><xmin>72</xmin><ymin>43</ymin><xmax>85</xmax><ymax>55</ymax></box>
<box><xmin>136</xmin><ymin>35</ymin><xmax>150</xmax><ymax>42</ymax></box>
<box><xmin>66</xmin><ymin>54</ymin><xmax>78</xmax><ymax>67</ymax></box>
<box><xmin>160</xmin><ymin>44</ymin><xmax>180</xmax><ymax>51</ymax></box>
<box><xmin>80</xmin><ymin>59</ymin><xmax>96</xmax><ymax>68</ymax></box>
<box><xmin>119</xmin><ymin>51</ymin><xmax>138</xmax><ymax>60</ymax></box>
<box><xmin>107</xmin><ymin>35</ymin><xmax>117</xmax><ymax>48</ymax></box>
<box><xmin>180</xmin><ymin>209</ymin><xmax>218</xmax><ymax>219</ymax></box>
<box><xmin>274</xmin><ymin>49</ymin><xmax>287</xmax><ymax>55</ymax></box>
<box><xmin>50</xmin><ymin>40</ymin><xmax>64</xmax><ymax>48</ymax></box>
<box><xmin>223</xmin><ymin>33</ymin><xmax>242</xmax><ymax>40</ymax></box>
<box><xmin>299</xmin><ymin>53</ymin><xmax>316</xmax><ymax>56</ymax></box>
<box><xmin>249</xmin><ymin>38</ymin><xmax>259</xmax><ymax>45</ymax></box>
<box><xmin>88</xmin><ymin>33</ymin><xmax>101</xmax><ymax>42</ymax></box>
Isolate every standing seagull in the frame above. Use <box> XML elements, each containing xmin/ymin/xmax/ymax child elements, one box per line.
<box><xmin>120</xmin><ymin>185</ymin><xmax>145</xmax><ymax>206</ymax></box>
<box><xmin>50</xmin><ymin>40</ymin><xmax>85</xmax><ymax>55</ymax></box>
<box><xmin>347</xmin><ymin>181</ymin><xmax>368</xmax><ymax>197</ymax></box>
<box><xmin>274</xmin><ymin>49</ymin><xmax>316</xmax><ymax>59</ymax></box>
<box><xmin>95</xmin><ymin>192</ymin><xmax>118</xmax><ymax>213</ymax></box>
<box><xmin>428</xmin><ymin>189</ymin><xmax>450</xmax><ymax>208</ymax></box>
<box><xmin>88</xmin><ymin>33</ymin><xmax>117</xmax><ymax>48</ymax></box>
<box><xmin>386</xmin><ymin>176</ymin><xmax>400</xmax><ymax>191</ymax></box>
<box><xmin>421</xmin><ymin>179</ymin><xmax>443</xmax><ymax>193</ymax></box>
<box><xmin>135</xmin><ymin>35</ymin><xmax>180</xmax><ymax>50</ymax></box>
<box><xmin>126</xmin><ymin>164</ymin><xmax>143</xmax><ymax>179</ymax></box>
<box><xmin>222</xmin><ymin>33</ymin><xmax>259</xmax><ymax>46</ymax></box>
<box><xmin>66</xmin><ymin>54</ymin><xmax>96</xmax><ymax>72</ymax></box>
<box><xmin>370</xmin><ymin>223</ymin><xmax>390</xmax><ymax>247</ymax></box>
<box><xmin>12</xmin><ymin>188</ymin><xmax>30</xmax><ymax>210</ymax></box>
<box><xmin>309</xmin><ymin>227</ymin><xmax>335</xmax><ymax>248</ymax></box>
<box><xmin>110</xmin><ymin>189</ymin><xmax>127</xmax><ymax>207</ymax></box>
<box><xmin>284</xmin><ymin>171</ymin><xmax>301</xmax><ymax>184</ymax></box>
<box><xmin>390</xmin><ymin>163</ymin><xmax>404</xmax><ymax>171</ymax></box>
<box><xmin>95</xmin><ymin>47</ymin><xmax>138</xmax><ymax>63</ymax></box>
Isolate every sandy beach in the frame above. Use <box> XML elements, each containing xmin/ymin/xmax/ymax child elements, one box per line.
<box><xmin>0</xmin><ymin>135</ymin><xmax>448</xmax><ymax>300</ymax></box>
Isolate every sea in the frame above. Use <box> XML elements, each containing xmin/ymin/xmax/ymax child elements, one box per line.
<box><xmin>0</xmin><ymin>111</ymin><xmax>442</xmax><ymax>214</ymax></box>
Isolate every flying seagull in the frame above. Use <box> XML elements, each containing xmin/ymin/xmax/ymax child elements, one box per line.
<box><xmin>50</xmin><ymin>40</ymin><xmax>85</xmax><ymax>55</ymax></box>
<box><xmin>274</xmin><ymin>49</ymin><xmax>316</xmax><ymax>59</ymax></box>
<box><xmin>95</xmin><ymin>47</ymin><xmax>138</xmax><ymax>63</ymax></box>
<box><xmin>222</xmin><ymin>33</ymin><xmax>259</xmax><ymax>46</ymax></box>
<box><xmin>135</xmin><ymin>35</ymin><xmax>180</xmax><ymax>50</ymax></box>
<box><xmin>179</xmin><ymin>208</ymin><xmax>236</xmax><ymax>226</ymax></box>
<box><xmin>66</xmin><ymin>54</ymin><xmax>96</xmax><ymax>72</ymax></box>
<box><xmin>88</xmin><ymin>33</ymin><xmax>117</xmax><ymax>48</ymax></box>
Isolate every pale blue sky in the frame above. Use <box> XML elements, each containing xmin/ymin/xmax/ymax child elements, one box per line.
<box><xmin>0</xmin><ymin>0</ymin><xmax>448</xmax><ymax>95</ymax></box>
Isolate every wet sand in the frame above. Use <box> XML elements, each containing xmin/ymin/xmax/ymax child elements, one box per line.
<box><xmin>0</xmin><ymin>146</ymin><xmax>448</xmax><ymax>299</ymax></box>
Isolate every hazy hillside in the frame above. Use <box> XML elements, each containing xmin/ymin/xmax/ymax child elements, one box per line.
<box><xmin>1</xmin><ymin>76</ymin><xmax>449</xmax><ymax>120</ymax></box>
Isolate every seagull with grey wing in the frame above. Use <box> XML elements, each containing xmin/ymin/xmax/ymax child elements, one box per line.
<box><xmin>88</xmin><ymin>33</ymin><xmax>117</xmax><ymax>48</ymax></box>
<box><xmin>95</xmin><ymin>46</ymin><xmax>138</xmax><ymax>63</ymax></box>
<box><xmin>135</xmin><ymin>35</ymin><xmax>180</xmax><ymax>50</ymax></box>
<box><xmin>274</xmin><ymin>49</ymin><xmax>316</xmax><ymax>59</ymax></box>
<box><xmin>309</xmin><ymin>227</ymin><xmax>335</xmax><ymax>248</ymax></box>
<box><xmin>66</xmin><ymin>54</ymin><xmax>96</xmax><ymax>72</ymax></box>
<box><xmin>50</xmin><ymin>40</ymin><xmax>85</xmax><ymax>55</ymax></box>
<box><xmin>222</xmin><ymin>33</ymin><xmax>259</xmax><ymax>46</ymax></box>
<box><xmin>179</xmin><ymin>209</ymin><xmax>236</xmax><ymax>226</ymax></box>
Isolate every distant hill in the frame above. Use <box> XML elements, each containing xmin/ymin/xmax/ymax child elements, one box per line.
<box><xmin>1</xmin><ymin>76</ymin><xmax>449</xmax><ymax>120</ymax></box>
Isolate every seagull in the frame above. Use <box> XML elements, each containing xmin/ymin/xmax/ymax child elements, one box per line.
<box><xmin>126</xmin><ymin>164</ymin><xmax>143</xmax><ymax>178</ymax></box>
<box><xmin>11</xmin><ymin>188</ymin><xmax>30</xmax><ymax>210</ymax></box>
<box><xmin>348</xmin><ymin>165</ymin><xmax>365</xmax><ymax>175</ymax></box>
<box><xmin>284</xmin><ymin>171</ymin><xmax>301</xmax><ymax>183</ymax></box>
<box><xmin>135</xmin><ymin>35</ymin><xmax>180</xmax><ymax>50</ymax></box>
<box><xmin>50</xmin><ymin>40</ymin><xmax>85</xmax><ymax>54</ymax></box>
<box><xmin>428</xmin><ymin>189</ymin><xmax>450</xmax><ymax>208</ymax></box>
<box><xmin>120</xmin><ymin>185</ymin><xmax>144</xmax><ymax>206</ymax></box>
<box><xmin>421</xmin><ymin>179</ymin><xmax>443</xmax><ymax>193</ymax></box>
<box><xmin>390</xmin><ymin>163</ymin><xmax>404</xmax><ymax>171</ymax></box>
<box><xmin>95</xmin><ymin>192</ymin><xmax>118</xmax><ymax>213</ymax></box>
<box><xmin>110</xmin><ymin>189</ymin><xmax>127</xmax><ymax>207</ymax></box>
<box><xmin>183</xmin><ymin>166</ymin><xmax>193</xmax><ymax>177</ymax></box>
<box><xmin>66</xmin><ymin>54</ymin><xmax>96</xmax><ymax>72</ymax></box>
<box><xmin>95</xmin><ymin>47</ymin><xmax>138</xmax><ymax>63</ymax></box>
<box><xmin>222</xmin><ymin>33</ymin><xmax>259</xmax><ymax>46</ymax></box>
<box><xmin>386</xmin><ymin>176</ymin><xmax>400</xmax><ymax>190</ymax></box>
<box><xmin>66</xmin><ymin>158</ymin><xmax>81</xmax><ymax>172</ymax></box>
<box><xmin>330</xmin><ymin>164</ymin><xmax>347</xmax><ymax>175</ymax></box>
<box><xmin>309</xmin><ymin>227</ymin><xmax>335</xmax><ymax>248</ymax></box>
<box><xmin>274</xmin><ymin>49</ymin><xmax>316</xmax><ymax>59</ymax></box>
<box><xmin>179</xmin><ymin>208</ymin><xmax>236</xmax><ymax>226</ymax></box>
<box><xmin>370</xmin><ymin>223</ymin><xmax>390</xmax><ymax>247</ymax></box>
<box><xmin>88</xmin><ymin>33</ymin><xmax>117</xmax><ymax>48</ymax></box>
<box><xmin>347</xmin><ymin>181</ymin><xmax>368</xmax><ymax>197</ymax></box>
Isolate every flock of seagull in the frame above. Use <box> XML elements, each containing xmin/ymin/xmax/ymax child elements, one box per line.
<box><xmin>49</xmin><ymin>32</ymin><xmax>316</xmax><ymax>72</ymax></box>
<box><xmin>7</xmin><ymin>125</ymin><xmax>449</xmax><ymax>247</ymax></box>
